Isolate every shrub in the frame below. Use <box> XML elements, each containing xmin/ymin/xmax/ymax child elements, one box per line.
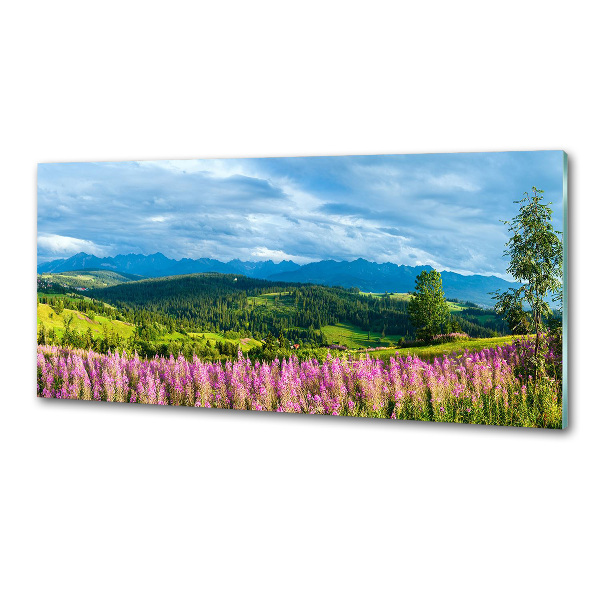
<box><xmin>430</xmin><ymin>332</ymin><xmax>469</xmax><ymax>345</ymax></box>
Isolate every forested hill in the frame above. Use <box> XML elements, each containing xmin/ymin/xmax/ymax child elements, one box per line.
<box><xmin>39</xmin><ymin>269</ymin><xmax>143</xmax><ymax>289</ymax></box>
<box><xmin>87</xmin><ymin>273</ymin><xmax>508</xmax><ymax>341</ymax></box>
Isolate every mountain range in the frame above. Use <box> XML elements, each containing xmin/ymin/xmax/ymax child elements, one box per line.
<box><xmin>37</xmin><ymin>252</ymin><xmax>514</xmax><ymax>306</ymax></box>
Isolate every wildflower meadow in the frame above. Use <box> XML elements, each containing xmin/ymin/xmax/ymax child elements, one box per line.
<box><xmin>37</xmin><ymin>336</ymin><xmax>562</xmax><ymax>427</ymax></box>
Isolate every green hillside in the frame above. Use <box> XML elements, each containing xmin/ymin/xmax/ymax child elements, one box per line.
<box><xmin>189</xmin><ymin>331</ymin><xmax>262</xmax><ymax>351</ymax></box>
<box><xmin>37</xmin><ymin>303</ymin><xmax>136</xmax><ymax>341</ymax></box>
<box><xmin>320</xmin><ymin>323</ymin><xmax>403</xmax><ymax>348</ymax></box>
<box><xmin>36</xmin><ymin>271</ymin><xmax>518</xmax><ymax>362</ymax></box>
<box><xmin>87</xmin><ymin>272</ymin><xmax>510</xmax><ymax>343</ymax></box>
<box><xmin>39</xmin><ymin>270</ymin><xmax>143</xmax><ymax>290</ymax></box>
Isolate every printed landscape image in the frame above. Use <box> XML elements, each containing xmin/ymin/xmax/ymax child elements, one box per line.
<box><xmin>37</xmin><ymin>152</ymin><xmax>566</xmax><ymax>427</ymax></box>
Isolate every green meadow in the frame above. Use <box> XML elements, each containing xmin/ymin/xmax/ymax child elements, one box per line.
<box><xmin>357</xmin><ymin>335</ymin><xmax>519</xmax><ymax>362</ymax></box>
<box><xmin>320</xmin><ymin>323</ymin><xmax>403</xmax><ymax>348</ymax></box>
<box><xmin>189</xmin><ymin>331</ymin><xmax>262</xmax><ymax>351</ymax></box>
<box><xmin>37</xmin><ymin>303</ymin><xmax>135</xmax><ymax>341</ymax></box>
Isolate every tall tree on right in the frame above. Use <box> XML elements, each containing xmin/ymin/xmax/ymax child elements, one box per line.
<box><xmin>493</xmin><ymin>187</ymin><xmax>563</xmax><ymax>377</ymax></box>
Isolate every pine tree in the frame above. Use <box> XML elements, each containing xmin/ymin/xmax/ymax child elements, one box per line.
<box><xmin>278</xmin><ymin>331</ymin><xmax>287</xmax><ymax>348</ymax></box>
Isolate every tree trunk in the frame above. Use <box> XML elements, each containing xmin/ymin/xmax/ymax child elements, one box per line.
<box><xmin>533</xmin><ymin>309</ymin><xmax>541</xmax><ymax>387</ymax></box>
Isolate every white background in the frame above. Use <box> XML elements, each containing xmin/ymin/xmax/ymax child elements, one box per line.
<box><xmin>1</xmin><ymin>1</ymin><xmax>598</xmax><ymax>599</ymax></box>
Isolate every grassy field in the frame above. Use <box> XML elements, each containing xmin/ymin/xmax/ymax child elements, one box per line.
<box><xmin>359</xmin><ymin>291</ymin><xmax>412</xmax><ymax>301</ymax></box>
<box><xmin>447</xmin><ymin>300</ymin><xmax>470</xmax><ymax>312</ymax></box>
<box><xmin>446</xmin><ymin>300</ymin><xmax>502</xmax><ymax>328</ymax></box>
<box><xmin>356</xmin><ymin>335</ymin><xmax>518</xmax><ymax>362</ymax></box>
<box><xmin>320</xmin><ymin>322</ymin><xmax>403</xmax><ymax>348</ymax></box>
<box><xmin>37</xmin><ymin>303</ymin><xmax>136</xmax><ymax>340</ymax></box>
<box><xmin>246</xmin><ymin>291</ymin><xmax>296</xmax><ymax>314</ymax></box>
<box><xmin>247</xmin><ymin>291</ymin><xmax>294</xmax><ymax>303</ymax></box>
<box><xmin>189</xmin><ymin>331</ymin><xmax>262</xmax><ymax>351</ymax></box>
<box><xmin>37</xmin><ymin>303</ymin><xmax>194</xmax><ymax>343</ymax></box>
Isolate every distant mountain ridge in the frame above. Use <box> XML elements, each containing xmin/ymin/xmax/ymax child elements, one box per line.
<box><xmin>264</xmin><ymin>258</ymin><xmax>513</xmax><ymax>306</ymax></box>
<box><xmin>37</xmin><ymin>252</ymin><xmax>513</xmax><ymax>306</ymax></box>
<box><xmin>37</xmin><ymin>252</ymin><xmax>300</xmax><ymax>280</ymax></box>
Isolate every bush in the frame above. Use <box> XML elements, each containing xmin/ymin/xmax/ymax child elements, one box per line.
<box><xmin>430</xmin><ymin>332</ymin><xmax>469</xmax><ymax>345</ymax></box>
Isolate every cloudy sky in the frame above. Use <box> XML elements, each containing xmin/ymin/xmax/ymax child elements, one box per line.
<box><xmin>37</xmin><ymin>151</ymin><xmax>565</xmax><ymax>278</ymax></box>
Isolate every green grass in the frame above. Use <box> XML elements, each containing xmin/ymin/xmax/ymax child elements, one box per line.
<box><xmin>357</xmin><ymin>335</ymin><xmax>518</xmax><ymax>362</ymax></box>
<box><xmin>37</xmin><ymin>303</ymin><xmax>136</xmax><ymax>340</ymax></box>
<box><xmin>159</xmin><ymin>331</ymin><xmax>190</xmax><ymax>342</ymax></box>
<box><xmin>38</xmin><ymin>291</ymin><xmax>93</xmax><ymax>302</ymax></box>
<box><xmin>37</xmin><ymin>303</ymin><xmax>192</xmax><ymax>343</ymax></box>
<box><xmin>247</xmin><ymin>291</ymin><xmax>294</xmax><ymax>301</ymax></box>
<box><xmin>447</xmin><ymin>300</ymin><xmax>470</xmax><ymax>312</ymax></box>
<box><xmin>359</xmin><ymin>291</ymin><xmax>412</xmax><ymax>301</ymax></box>
<box><xmin>320</xmin><ymin>322</ymin><xmax>403</xmax><ymax>349</ymax></box>
<box><xmin>246</xmin><ymin>291</ymin><xmax>296</xmax><ymax>310</ymax></box>
<box><xmin>189</xmin><ymin>331</ymin><xmax>262</xmax><ymax>351</ymax></box>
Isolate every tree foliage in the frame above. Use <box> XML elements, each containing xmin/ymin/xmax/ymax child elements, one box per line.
<box><xmin>493</xmin><ymin>187</ymin><xmax>563</xmax><ymax>376</ymax></box>
<box><xmin>408</xmin><ymin>269</ymin><xmax>450</xmax><ymax>341</ymax></box>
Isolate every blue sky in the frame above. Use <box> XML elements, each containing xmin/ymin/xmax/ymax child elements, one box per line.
<box><xmin>37</xmin><ymin>151</ymin><xmax>565</xmax><ymax>278</ymax></box>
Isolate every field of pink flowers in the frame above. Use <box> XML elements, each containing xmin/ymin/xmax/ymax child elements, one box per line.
<box><xmin>37</xmin><ymin>338</ymin><xmax>562</xmax><ymax>427</ymax></box>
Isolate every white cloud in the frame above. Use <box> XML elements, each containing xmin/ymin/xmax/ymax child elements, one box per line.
<box><xmin>37</xmin><ymin>233</ymin><xmax>111</xmax><ymax>257</ymax></box>
<box><xmin>428</xmin><ymin>173</ymin><xmax>481</xmax><ymax>192</ymax></box>
<box><xmin>137</xmin><ymin>158</ymin><xmax>262</xmax><ymax>180</ymax></box>
<box><xmin>250</xmin><ymin>247</ymin><xmax>313</xmax><ymax>264</ymax></box>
